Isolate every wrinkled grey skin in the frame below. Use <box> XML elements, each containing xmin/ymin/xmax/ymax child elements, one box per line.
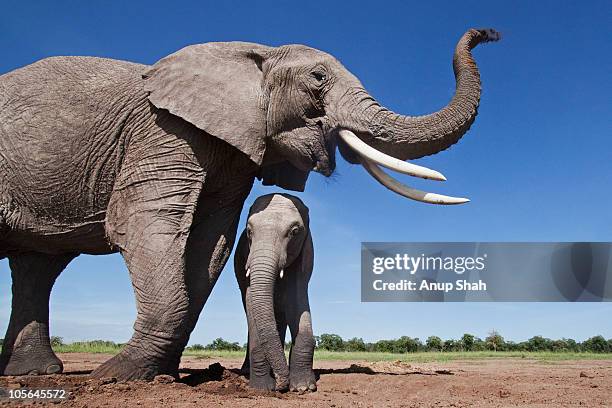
<box><xmin>0</xmin><ymin>29</ymin><xmax>498</xmax><ymax>381</ymax></box>
<box><xmin>234</xmin><ymin>194</ymin><xmax>315</xmax><ymax>392</ymax></box>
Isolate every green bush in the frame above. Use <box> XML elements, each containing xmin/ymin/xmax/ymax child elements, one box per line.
<box><xmin>563</xmin><ymin>338</ymin><xmax>580</xmax><ymax>352</ymax></box>
<box><xmin>82</xmin><ymin>340</ymin><xmax>117</xmax><ymax>347</ymax></box>
<box><xmin>345</xmin><ymin>337</ymin><xmax>367</xmax><ymax>352</ymax></box>
<box><xmin>50</xmin><ymin>336</ymin><xmax>64</xmax><ymax>347</ymax></box>
<box><xmin>317</xmin><ymin>334</ymin><xmax>344</xmax><ymax>351</ymax></box>
<box><xmin>485</xmin><ymin>331</ymin><xmax>505</xmax><ymax>351</ymax></box>
<box><xmin>425</xmin><ymin>336</ymin><xmax>443</xmax><ymax>351</ymax></box>
<box><xmin>525</xmin><ymin>336</ymin><xmax>551</xmax><ymax>352</ymax></box>
<box><xmin>443</xmin><ymin>339</ymin><xmax>460</xmax><ymax>352</ymax></box>
<box><xmin>372</xmin><ymin>339</ymin><xmax>395</xmax><ymax>353</ymax></box>
<box><xmin>205</xmin><ymin>338</ymin><xmax>241</xmax><ymax>351</ymax></box>
<box><xmin>461</xmin><ymin>333</ymin><xmax>475</xmax><ymax>351</ymax></box>
<box><xmin>394</xmin><ymin>336</ymin><xmax>422</xmax><ymax>353</ymax></box>
<box><xmin>582</xmin><ymin>336</ymin><xmax>610</xmax><ymax>353</ymax></box>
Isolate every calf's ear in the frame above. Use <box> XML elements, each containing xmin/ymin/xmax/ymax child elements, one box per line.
<box><xmin>286</xmin><ymin>231</ymin><xmax>314</xmax><ymax>279</ymax></box>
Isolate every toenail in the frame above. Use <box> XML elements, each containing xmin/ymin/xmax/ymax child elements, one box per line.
<box><xmin>46</xmin><ymin>364</ymin><xmax>62</xmax><ymax>374</ymax></box>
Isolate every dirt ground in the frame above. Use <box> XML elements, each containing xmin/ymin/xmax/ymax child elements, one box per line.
<box><xmin>0</xmin><ymin>353</ymin><xmax>611</xmax><ymax>407</ymax></box>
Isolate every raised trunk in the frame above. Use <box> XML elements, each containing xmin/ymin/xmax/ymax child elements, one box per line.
<box><xmin>339</xmin><ymin>29</ymin><xmax>500</xmax><ymax>161</ymax></box>
<box><xmin>247</xmin><ymin>253</ymin><xmax>289</xmax><ymax>390</ymax></box>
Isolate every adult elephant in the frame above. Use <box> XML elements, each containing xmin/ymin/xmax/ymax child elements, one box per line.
<box><xmin>0</xmin><ymin>28</ymin><xmax>499</xmax><ymax>381</ymax></box>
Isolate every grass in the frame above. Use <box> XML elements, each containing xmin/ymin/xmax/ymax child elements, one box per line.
<box><xmin>48</xmin><ymin>343</ymin><xmax>612</xmax><ymax>362</ymax></box>
<box><xmin>53</xmin><ymin>341</ymin><xmax>124</xmax><ymax>355</ymax></box>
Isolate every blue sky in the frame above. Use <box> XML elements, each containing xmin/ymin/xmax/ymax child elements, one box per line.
<box><xmin>1</xmin><ymin>1</ymin><xmax>611</xmax><ymax>345</ymax></box>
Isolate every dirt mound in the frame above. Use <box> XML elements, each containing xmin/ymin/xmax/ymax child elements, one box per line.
<box><xmin>316</xmin><ymin>360</ymin><xmax>454</xmax><ymax>376</ymax></box>
<box><xmin>0</xmin><ymin>362</ymin><xmax>294</xmax><ymax>406</ymax></box>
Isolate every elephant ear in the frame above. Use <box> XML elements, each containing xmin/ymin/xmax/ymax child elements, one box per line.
<box><xmin>143</xmin><ymin>42</ymin><xmax>271</xmax><ymax>165</ymax></box>
<box><xmin>258</xmin><ymin>161</ymin><xmax>310</xmax><ymax>192</ymax></box>
<box><xmin>286</xmin><ymin>230</ymin><xmax>313</xmax><ymax>282</ymax></box>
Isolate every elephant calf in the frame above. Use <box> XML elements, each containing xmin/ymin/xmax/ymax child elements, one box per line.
<box><xmin>234</xmin><ymin>194</ymin><xmax>316</xmax><ymax>392</ymax></box>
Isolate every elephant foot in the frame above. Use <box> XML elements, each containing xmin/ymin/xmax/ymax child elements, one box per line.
<box><xmin>249</xmin><ymin>372</ymin><xmax>289</xmax><ymax>392</ymax></box>
<box><xmin>290</xmin><ymin>369</ymin><xmax>317</xmax><ymax>393</ymax></box>
<box><xmin>249</xmin><ymin>372</ymin><xmax>275</xmax><ymax>391</ymax></box>
<box><xmin>91</xmin><ymin>350</ymin><xmax>175</xmax><ymax>382</ymax></box>
<box><xmin>275</xmin><ymin>374</ymin><xmax>290</xmax><ymax>392</ymax></box>
<box><xmin>0</xmin><ymin>345</ymin><xmax>63</xmax><ymax>376</ymax></box>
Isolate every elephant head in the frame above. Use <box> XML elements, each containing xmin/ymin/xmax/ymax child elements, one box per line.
<box><xmin>143</xmin><ymin>28</ymin><xmax>500</xmax><ymax>203</ymax></box>
<box><xmin>243</xmin><ymin>194</ymin><xmax>311</xmax><ymax>390</ymax></box>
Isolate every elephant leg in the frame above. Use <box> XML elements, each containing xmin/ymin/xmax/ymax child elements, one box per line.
<box><xmin>0</xmin><ymin>252</ymin><xmax>75</xmax><ymax>376</ymax></box>
<box><xmin>275</xmin><ymin>280</ymin><xmax>288</xmax><ymax>357</ymax></box>
<box><xmin>94</xmin><ymin>173</ymin><xmax>204</xmax><ymax>381</ymax></box>
<box><xmin>240</xmin><ymin>334</ymin><xmax>251</xmax><ymax>375</ymax></box>
<box><xmin>233</xmin><ymin>237</ymin><xmax>251</xmax><ymax>375</ymax></box>
<box><xmin>92</xmin><ymin>208</ymin><xmax>198</xmax><ymax>381</ymax></box>
<box><xmin>181</xmin><ymin>181</ymin><xmax>253</xmax><ymax>368</ymax></box>
<box><xmin>237</xmin><ymin>280</ymin><xmax>250</xmax><ymax>375</ymax></box>
<box><xmin>286</xmin><ymin>277</ymin><xmax>316</xmax><ymax>392</ymax></box>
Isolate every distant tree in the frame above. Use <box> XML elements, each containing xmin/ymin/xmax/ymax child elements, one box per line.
<box><xmin>443</xmin><ymin>339</ymin><xmax>460</xmax><ymax>352</ymax></box>
<box><xmin>485</xmin><ymin>330</ymin><xmax>505</xmax><ymax>352</ymax></box>
<box><xmin>514</xmin><ymin>341</ymin><xmax>528</xmax><ymax>351</ymax></box>
<box><xmin>525</xmin><ymin>336</ymin><xmax>551</xmax><ymax>352</ymax></box>
<box><xmin>461</xmin><ymin>333</ymin><xmax>475</xmax><ymax>351</ymax></box>
<box><xmin>373</xmin><ymin>339</ymin><xmax>395</xmax><ymax>353</ymax></box>
<box><xmin>472</xmin><ymin>337</ymin><xmax>487</xmax><ymax>351</ymax></box>
<box><xmin>563</xmin><ymin>338</ymin><xmax>580</xmax><ymax>352</ymax></box>
<box><xmin>504</xmin><ymin>341</ymin><xmax>519</xmax><ymax>351</ymax></box>
<box><xmin>394</xmin><ymin>336</ymin><xmax>422</xmax><ymax>353</ymax></box>
<box><xmin>205</xmin><ymin>338</ymin><xmax>241</xmax><ymax>351</ymax></box>
<box><xmin>582</xmin><ymin>336</ymin><xmax>610</xmax><ymax>353</ymax></box>
<box><xmin>50</xmin><ymin>336</ymin><xmax>64</xmax><ymax>347</ymax></box>
<box><xmin>425</xmin><ymin>336</ymin><xmax>443</xmax><ymax>352</ymax></box>
<box><xmin>550</xmin><ymin>339</ymin><xmax>568</xmax><ymax>352</ymax></box>
<box><xmin>187</xmin><ymin>344</ymin><xmax>205</xmax><ymax>351</ymax></box>
<box><xmin>318</xmin><ymin>334</ymin><xmax>345</xmax><ymax>351</ymax></box>
<box><xmin>345</xmin><ymin>337</ymin><xmax>367</xmax><ymax>352</ymax></box>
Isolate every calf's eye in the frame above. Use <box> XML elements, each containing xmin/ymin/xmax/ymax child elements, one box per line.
<box><xmin>288</xmin><ymin>225</ymin><xmax>300</xmax><ymax>237</ymax></box>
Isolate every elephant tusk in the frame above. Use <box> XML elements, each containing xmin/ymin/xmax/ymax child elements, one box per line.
<box><xmin>280</xmin><ymin>269</ymin><xmax>284</xmax><ymax>279</ymax></box>
<box><xmin>338</xmin><ymin>129</ymin><xmax>447</xmax><ymax>181</ymax></box>
<box><xmin>246</xmin><ymin>268</ymin><xmax>250</xmax><ymax>278</ymax></box>
<box><xmin>360</xmin><ymin>158</ymin><xmax>469</xmax><ymax>205</ymax></box>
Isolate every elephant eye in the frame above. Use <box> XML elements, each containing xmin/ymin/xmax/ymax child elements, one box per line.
<box><xmin>246</xmin><ymin>227</ymin><xmax>253</xmax><ymax>240</ymax></box>
<box><xmin>288</xmin><ymin>225</ymin><xmax>301</xmax><ymax>237</ymax></box>
<box><xmin>311</xmin><ymin>71</ymin><xmax>327</xmax><ymax>83</ymax></box>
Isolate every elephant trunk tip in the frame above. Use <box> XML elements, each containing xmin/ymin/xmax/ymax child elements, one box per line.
<box><xmin>474</xmin><ymin>28</ymin><xmax>502</xmax><ymax>44</ymax></box>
